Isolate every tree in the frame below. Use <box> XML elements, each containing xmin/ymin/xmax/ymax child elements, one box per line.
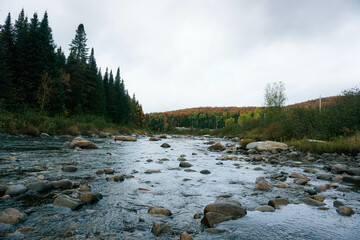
<box><xmin>264</xmin><ymin>81</ymin><xmax>286</xmax><ymax>108</ymax></box>
<box><xmin>69</xmin><ymin>23</ymin><xmax>88</xmax><ymax>63</ymax></box>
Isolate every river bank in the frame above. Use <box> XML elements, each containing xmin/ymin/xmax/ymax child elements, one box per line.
<box><xmin>0</xmin><ymin>134</ymin><xmax>359</xmax><ymax>239</ymax></box>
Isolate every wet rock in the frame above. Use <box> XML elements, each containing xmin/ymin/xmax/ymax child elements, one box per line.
<box><xmin>159</xmin><ymin>134</ymin><xmax>167</xmax><ymax>139</ymax></box>
<box><xmin>145</xmin><ymin>169</ymin><xmax>161</xmax><ymax>174</ymax></box>
<box><xmin>61</xmin><ymin>165</ymin><xmax>78</xmax><ymax>172</ymax></box>
<box><xmin>0</xmin><ymin>208</ymin><xmax>27</xmax><ymax>225</ymax></box>
<box><xmin>5</xmin><ymin>184</ymin><xmax>27</xmax><ymax>197</ymax></box>
<box><xmin>256</xmin><ymin>141</ymin><xmax>288</xmax><ymax>151</ymax></box>
<box><xmin>254</xmin><ymin>167</ymin><xmax>264</xmax><ymax>171</ymax></box>
<box><xmin>289</xmin><ymin>172</ymin><xmax>302</xmax><ymax>178</ymax></box>
<box><xmin>68</xmin><ymin>137</ymin><xmax>98</xmax><ymax>149</ymax></box>
<box><xmin>315</xmin><ymin>185</ymin><xmax>328</xmax><ymax>192</ymax></box>
<box><xmin>268</xmin><ymin>198</ymin><xmax>291</xmax><ymax>208</ymax></box>
<box><xmin>104</xmin><ymin>168</ymin><xmax>115</xmax><ymax>174</ymax></box>
<box><xmin>184</xmin><ymin>169</ymin><xmax>196</xmax><ymax>172</ymax></box>
<box><xmin>252</xmin><ymin>155</ymin><xmax>263</xmax><ymax>161</ymax></box>
<box><xmin>25</xmin><ymin>181</ymin><xmax>51</xmax><ymax>193</ymax></box>
<box><xmin>177</xmin><ymin>157</ymin><xmax>187</xmax><ymax>161</ymax></box>
<box><xmin>179</xmin><ymin>162</ymin><xmax>193</xmax><ymax>168</ymax></box>
<box><xmin>304</xmin><ymin>168</ymin><xmax>317</xmax><ymax>174</ymax></box>
<box><xmin>51</xmin><ymin>179</ymin><xmax>73</xmax><ymax>189</ymax></box>
<box><xmin>332</xmin><ymin>176</ymin><xmax>343</xmax><ymax>182</ymax></box>
<box><xmin>254</xmin><ymin>177</ymin><xmax>272</xmax><ymax>191</ymax></box>
<box><xmin>54</xmin><ymin>194</ymin><xmax>83</xmax><ymax>210</ymax></box>
<box><xmin>331</xmin><ymin>164</ymin><xmax>348</xmax><ymax>174</ymax></box>
<box><xmin>302</xmin><ymin>198</ymin><xmax>326</xmax><ymax>206</ymax></box>
<box><xmin>148</xmin><ymin>207</ymin><xmax>172</xmax><ymax>216</ymax></box>
<box><xmin>246</xmin><ymin>142</ymin><xmax>262</xmax><ymax>149</ymax></box>
<box><xmin>317</xmin><ymin>174</ymin><xmax>334</xmax><ymax>181</ymax></box>
<box><xmin>79</xmin><ymin>184</ymin><xmax>91</xmax><ymax>191</ymax></box>
<box><xmin>151</xmin><ymin>222</ymin><xmax>170</xmax><ymax>235</ymax></box>
<box><xmin>98</xmin><ymin>131</ymin><xmax>110</xmax><ymax>138</ymax></box>
<box><xmin>114</xmin><ymin>136</ymin><xmax>137</xmax><ymax>141</ymax></box>
<box><xmin>255</xmin><ymin>205</ymin><xmax>275</xmax><ymax>212</ymax></box>
<box><xmin>161</xmin><ymin>143</ymin><xmax>171</xmax><ymax>148</ymax></box>
<box><xmin>114</xmin><ymin>175</ymin><xmax>125</xmax><ymax>182</ymax></box>
<box><xmin>201</xmin><ymin>212</ymin><xmax>231</xmax><ymax>228</ymax></box>
<box><xmin>294</xmin><ymin>177</ymin><xmax>311</xmax><ymax>185</ymax></box>
<box><xmin>336</xmin><ymin>206</ymin><xmax>355</xmax><ymax>216</ymax></box>
<box><xmin>194</xmin><ymin>213</ymin><xmax>202</xmax><ymax>219</ymax></box>
<box><xmin>304</xmin><ymin>188</ymin><xmax>318</xmax><ymax>195</ymax></box>
<box><xmin>275</xmin><ymin>183</ymin><xmax>290</xmax><ymax>188</ymax></box>
<box><xmin>200</xmin><ymin>170</ymin><xmax>211</xmax><ymax>174</ymax></box>
<box><xmin>78</xmin><ymin>192</ymin><xmax>99</xmax><ymax>204</ymax></box>
<box><xmin>96</xmin><ymin>170</ymin><xmax>104</xmax><ymax>175</ymax></box>
<box><xmin>313</xmin><ymin>195</ymin><xmax>325</xmax><ymax>202</ymax></box>
<box><xmin>0</xmin><ymin>185</ymin><xmax>7</xmax><ymax>197</ymax></box>
<box><xmin>180</xmin><ymin>232</ymin><xmax>193</xmax><ymax>240</ymax></box>
<box><xmin>149</xmin><ymin>137</ymin><xmax>161</xmax><ymax>141</ymax></box>
<box><xmin>346</xmin><ymin>168</ymin><xmax>360</xmax><ymax>176</ymax></box>
<box><xmin>205</xmin><ymin>228</ymin><xmax>227</xmax><ymax>234</ymax></box>
<box><xmin>333</xmin><ymin>200</ymin><xmax>345</xmax><ymax>208</ymax></box>
<box><xmin>208</xmin><ymin>142</ymin><xmax>225</xmax><ymax>152</ymax></box>
<box><xmin>203</xmin><ymin>202</ymin><xmax>247</xmax><ymax>219</ymax></box>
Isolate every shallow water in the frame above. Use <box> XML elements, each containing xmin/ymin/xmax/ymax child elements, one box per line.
<box><xmin>0</xmin><ymin>134</ymin><xmax>359</xmax><ymax>239</ymax></box>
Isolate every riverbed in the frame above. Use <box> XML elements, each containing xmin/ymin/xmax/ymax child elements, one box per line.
<box><xmin>0</xmin><ymin>134</ymin><xmax>359</xmax><ymax>239</ymax></box>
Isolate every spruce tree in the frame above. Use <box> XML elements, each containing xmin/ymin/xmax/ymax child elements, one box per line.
<box><xmin>106</xmin><ymin>70</ymin><xmax>117</xmax><ymax>121</ymax></box>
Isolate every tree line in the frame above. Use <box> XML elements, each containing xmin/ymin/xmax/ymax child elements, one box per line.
<box><xmin>0</xmin><ymin>9</ymin><xmax>145</xmax><ymax>126</ymax></box>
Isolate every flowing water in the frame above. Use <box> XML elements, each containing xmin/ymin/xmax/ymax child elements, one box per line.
<box><xmin>0</xmin><ymin>134</ymin><xmax>359</xmax><ymax>239</ymax></box>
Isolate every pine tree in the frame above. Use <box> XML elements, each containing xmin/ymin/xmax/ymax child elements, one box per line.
<box><xmin>106</xmin><ymin>70</ymin><xmax>117</xmax><ymax>121</ymax></box>
<box><xmin>114</xmin><ymin>68</ymin><xmax>122</xmax><ymax>122</ymax></box>
<box><xmin>69</xmin><ymin>23</ymin><xmax>88</xmax><ymax>63</ymax></box>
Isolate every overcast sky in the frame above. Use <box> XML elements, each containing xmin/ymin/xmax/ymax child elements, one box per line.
<box><xmin>1</xmin><ymin>0</ymin><xmax>360</xmax><ymax>113</ymax></box>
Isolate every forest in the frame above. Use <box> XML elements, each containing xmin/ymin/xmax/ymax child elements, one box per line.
<box><xmin>0</xmin><ymin>9</ymin><xmax>145</xmax><ymax>134</ymax></box>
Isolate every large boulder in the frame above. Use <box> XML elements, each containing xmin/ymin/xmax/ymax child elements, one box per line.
<box><xmin>114</xmin><ymin>136</ymin><xmax>137</xmax><ymax>141</ymax></box>
<box><xmin>68</xmin><ymin>137</ymin><xmax>98</xmax><ymax>149</ymax></box>
<box><xmin>0</xmin><ymin>208</ymin><xmax>27</xmax><ymax>225</ymax></box>
<box><xmin>208</xmin><ymin>142</ymin><xmax>225</xmax><ymax>152</ymax></box>
<box><xmin>201</xmin><ymin>202</ymin><xmax>247</xmax><ymax>227</ymax></box>
<box><xmin>256</xmin><ymin>141</ymin><xmax>288</xmax><ymax>151</ymax></box>
<box><xmin>246</xmin><ymin>141</ymin><xmax>262</xmax><ymax>150</ymax></box>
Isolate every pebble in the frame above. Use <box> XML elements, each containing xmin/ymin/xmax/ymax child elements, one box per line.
<box><xmin>336</xmin><ymin>206</ymin><xmax>355</xmax><ymax>216</ymax></box>
<box><xmin>104</xmin><ymin>168</ymin><xmax>115</xmax><ymax>174</ymax></box>
<box><xmin>148</xmin><ymin>207</ymin><xmax>172</xmax><ymax>216</ymax></box>
<box><xmin>301</xmin><ymin>198</ymin><xmax>326</xmax><ymax>206</ymax></box>
<box><xmin>200</xmin><ymin>170</ymin><xmax>211</xmax><ymax>174</ymax></box>
<box><xmin>161</xmin><ymin>143</ymin><xmax>171</xmax><ymax>148</ymax></box>
<box><xmin>179</xmin><ymin>162</ymin><xmax>193</xmax><ymax>168</ymax></box>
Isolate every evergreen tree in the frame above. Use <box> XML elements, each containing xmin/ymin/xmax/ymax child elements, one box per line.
<box><xmin>106</xmin><ymin>70</ymin><xmax>117</xmax><ymax>121</ymax></box>
<box><xmin>69</xmin><ymin>23</ymin><xmax>88</xmax><ymax>63</ymax></box>
<box><xmin>114</xmin><ymin>68</ymin><xmax>122</xmax><ymax>122</ymax></box>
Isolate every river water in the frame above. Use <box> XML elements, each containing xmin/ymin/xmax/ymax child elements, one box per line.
<box><xmin>0</xmin><ymin>134</ymin><xmax>359</xmax><ymax>239</ymax></box>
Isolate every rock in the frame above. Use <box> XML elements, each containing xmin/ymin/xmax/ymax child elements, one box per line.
<box><xmin>68</xmin><ymin>137</ymin><xmax>98</xmax><ymax>149</ymax></box>
<box><xmin>114</xmin><ymin>175</ymin><xmax>125</xmax><ymax>182</ymax></box>
<box><xmin>346</xmin><ymin>168</ymin><xmax>360</xmax><ymax>176</ymax></box>
<box><xmin>51</xmin><ymin>179</ymin><xmax>73</xmax><ymax>189</ymax></box>
<box><xmin>294</xmin><ymin>177</ymin><xmax>311</xmax><ymax>185</ymax></box>
<box><xmin>255</xmin><ymin>205</ymin><xmax>275</xmax><ymax>212</ymax></box>
<box><xmin>331</xmin><ymin>164</ymin><xmax>348</xmax><ymax>174</ymax></box>
<box><xmin>177</xmin><ymin>157</ymin><xmax>187</xmax><ymax>161</ymax></box>
<box><xmin>317</xmin><ymin>174</ymin><xmax>334</xmax><ymax>181</ymax></box>
<box><xmin>151</xmin><ymin>222</ymin><xmax>169</xmax><ymax>235</ymax></box>
<box><xmin>203</xmin><ymin>202</ymin><xmax>247</xmax><ymax>219</ymax></box>
<box><xmin>336</xmin><ymin>206</ymin><xmax>355</xmax><ymax>216</ymax></box>
<box><xmin>302</xmin><ymin>198</ymin><xmax>326</xmax><ymax>206</ymax></box>
<box><xmin>315</xmin><ymin>185</ymin><xmax>328</xmax><ymax>192</ymax></box>
<box><xmin>159</xmin><ymin>134</ymin><xmax>167</xmax><ymax>139</ymax></box>
<box><xmin>98</xmin><ymin>131</ymin><xmax>110</xmax><ymax>138</ymax></box>
<box><xmin>254</xmin><ymin>178</ymin><xmax>272</xmax><ymax>191</ymax></box>
<box><xmin>179</xmin><ymin>162</ymin><xmax>193</xmax><ymax>168</ymax></box>
<box><xmin>0</xmin><ymin>208</ymin><xmax>27</xmax><ymax>225</ymax></box>
<box><xmin>289</xmin><ymin>172</ymin><xmax>302</xmax><ymax>178</ymax></box>
<box><xmin>184</xmin><ymin>169</ymin><xmax>196</xmax><ymax>172</ymax></box>
<box><xmin>53</xmin><ymin>194</ymin><xmax>83</xmax><ymax>210</ymax></box>
<box><xmin>304</xmin><ymin>168</ymin><xmax>317</xmax><ymax>174</ymax></box>
<box><xmin>104</xmin><ymin>168</ymin><xmax>115</xmax><ymax>174</ymax></box>
<box><xmin>114</xmin><ymin>136</ymin><xmax>137</xmax><ymax>141</ymax></box>
<box><xmin>268</xmin><ymin>198</ymin><xmax>291</xmax><ymax>208</ymax></box>
<box><xmin>200</xmin><ymin>170</ymin><xmax>211</xmax><ymax>174</ymax></box>
<box><xmin>96</xmin><ymin>170</ymin><xmax>104</xmax><ymax>174</ymax></box>
<box><xmin>5</xmin><ymin>185</ymin><xmax>27</xmax><ymax>197</ymax></box>
<box><xmin>201</xmin><ymin>212</ymin><xmax>231</xmax><ymax>228</ymax></box>
<box><xmin>253</xmin><ymin>155</ymin><xmax>263</xmax><ymax>161</ymax></box>
<box><xmin>145</xmin><ymin>169</ymin><xmax>161</xmax><ymax>174</ymax></box>
<box><xmin>78</xmin><ymin>192</ymin><xmax>99</xmax><ymax>204</ymax></box>
<box><xmin>180</xmin><ymin>232</ymin><xmax>193</xmax><ymax>240</ymax></box>
<box><xmin>313</xmin><ymin>195</ymin><xmax>325</xmax><ymax>202</ymax></box>
<box><xmin>161</xmin><ymin>143</ymin><xmax>171</xmax><ymax>148</ymax></box>
<box><xmin>79</xmin><ymin>184</ymin><xmax>91</xmax><ymax>191</ymax></box>
<box><xmin>275</xmin><ymin>183</ymin><xmax>290</xmax><ymax>188</ymax></box>
<box><xmin>333</xmin><ymin>200</ymin><xmax>345</xmax><ymax>208</ymax></box>
<box><xmin>61</xmin><ymin>165</ymin><xmax>78</xmax><ymax>172</ymax></box>
<box><xmin>0</xmin><ymin>185</ymin><xmax>7</xmax><ymax>197</ymax></box>
<box><xmin>148</xmin><ymin>207</ymin><xmax>172</xmax><ymax>216</ymax></box>
<box><xmin>256</xmin><ymin>141</ymin><xmax>288</xmax><ymax>151</ymax></box>
<box><xmin>246</xmin><ymin>142</ymin><xmax>262</xmax><ymax>150</ymax></box>
<box><xmin>149</xmin><ymin>137</ymin><xmax>161</xmax><ymax>141</ymax></box>
<box><xmin>25</xmin><ymin>181</ymin><xmax>51</xmax><ymax>193</ymax></box>
<box><xmin>208</xmin><ymin>142</ymin><xmax>225</xmax><ymax>152</ymax></box>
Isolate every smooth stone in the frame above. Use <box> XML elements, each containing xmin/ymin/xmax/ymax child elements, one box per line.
<box><xmin>205</xmin><ymin>228</ymin><xmax>227</xmax><ymax>234</ymax></box>
<box><xmin>98</xmin><ymin>131</ymin><xmax>110</xmax><ymax>138</ymax></box>
<box><xmin>61</xmin><ymin>165</ymin><xmax>78</xmax><ymax>172</ymax></box>
<box><xmin>50</xmin><ymin>179</ymin><xmax>73</xmax><ymax>189</ymax></box>
<box><xmin>289</xmin><ymin>172</ymin><xmax>302</xmax><ymax>178</ymax></box>
<box><xmin>302</xmin><ymin>198</ymin><xmax>326</xmax><ymax>206</ymax></box>
<box><xmin>114</xmin><ymin>175</ymin><xmax>125</xmax><ymax>182</ymax></box>
<box><xmin>5</xmin><ymin>185</ymin><xmax>27</xmax><ymax>197</ymax></box>
<box><xmin>208</xmin><ymin>142</ymin><xmax>225</xmax><ymax>152</ymax></box>
<box><xmin>203</xmin><ymin>202</ymin><xmax>247</xmax><ymax>219</ymax></box>
<box><xmin>161</xmin><ymin>143</ymin><xmax>171</xmax><ymax>148</ymax></box>
<box><xmin>180</xmin><ymin>232</ymin><xmax>194</xmax><ymax>240</ymax></box>
<box><xmin>96</xmin><ymin>170</ymin><xmax>104</xmax><ymax>174</ymax></box>
<box><xmin>347</xmin><ymin>168</ymin><xmax>360</xmax><ymax>176</ymax></box>
<box><xmin>268</xmin><ymin>198</ymin><xmax>291</xmax><ymax>208</ymax></box>
<box><xmin>78</xmin><ymin>192</ymin><xmax>99</xmax><ymax>204</ymax></box>
<box><xmin>104</xmin><ymin>168</ymin><xmax>115</xmax><ymax>174</ymax></box>
<box><xmin>149</xmin><ymin>137</ymin><xmax>161</xmax><ymax>141</ymax></box>
<box><xmin>114</xmin><ymin>136</ymin><xmax>137</xmax><ymax>141</ymax></box>
<box><xmin>0</xmin><ymin>208</ymin><xmax>27</xmax><ymax>225</ymax></box>
<box><xmin>0</xmin><ymin>185</ymin><xmax>8</xmax><ymax>196</ymax></box>
<box><xmin>53</xmin><ymin>194</ymin><xmax>83</xmax><ymax>210</ymax></box>
<box><xmin>177</xmin><ymin>157</ymin><xmax>187</xmax><ymax>161</ymax></box>
<box><xmin>294</xmin><ymin>177</ymin><xmax>311</xmax><ymax>185</ymax></box>
<box><xmin>201</xmin><ymin>212</ymin><xmax>231</xmax><ymax>228</ymax></box>
<box><xmin>255</xmin><ymin>205</ymin><xmax>275</xmax><ymax>212</ymax></box>
<box><xmin>333</xmin><ymin>201</ymin><xmax>345</xmax><ymax>208</ymax></box>
<box><xmin>184</xmin><ymin>169</ymin><xmax>196</xmax><ymax>172</ymax></box>
<box><xmin>79</xmin><ymin>185</ymin><xmax>91</xmax><ymax>191</ymax></box>
<box><xmin>275</xmin><ymin>183</ymin><xmax>290</xmax><ymax>188</ymax></box>
<box><xmin>148</xmin><ymin>207</ymin><xmax>172</xmax><ymax>216</ymax></box>
<box><xmin>25</xmin><ymin>181</ymin><xmax>51</xmax><ymax>193</ymax></box>
<box><xmin>254</xmin><ymin>178</ymin><xmax>272</xmax><ymax>191</ymax></box>
<box><xmin>315</xmin><ymin>185</ymin><xmax>328</xmax><ymax>192</ymax></box>
<box><xmin>68</xmin><ymin>137</ymin><xmax>98</xmax><ymax>149</ymax></box>
<box><xmin>317</xmin><ymin>174</ymin><xmax>334</xmax><ymax>181</ymax></box>
<box><xmin>304</xmin><ymin>168</ymin><xmax>317</xmax><ymax>174</ymax></box>
<box><xmin>145</xmin><ymin>169</ymin><xmax>161</xmax><ymax>174</ymax></box>
<box><xmin>151</xmin><ymin>222</ymin><xmax>169</xmax><ymax>235</ymax></box>
<box><xmin>313</xmin><ymin>195</ymin><xmax>325</xmax><ymax>202</ymax></box>
<box><xmin>331</xmin><ymin>164</ymin><xmax>348</xmax><ymax>174</ymax></box>
<box><xmin>256</xmin><ymin>141</ymin><xmax>288</xmax><ymax>151</ymax></box>
<box><xmin>246</xmin><ymin>142</ymin><xmax>262</xmax><ymax>150</ymax></box>
<box><xmin>179</xmin><ymin>162</ymin><xmax>193</xmax><ymax>168</ymax></box>
<box><xmin>336</xmin><ymin>206</ymin><xmax>355</xmax><ymax>216</ymax></box>
<box><xmin>200</xmin><ymin>170</ymin><xmax>211</xmax><ymax>174</ymax></box>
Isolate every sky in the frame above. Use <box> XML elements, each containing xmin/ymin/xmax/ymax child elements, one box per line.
<box><xmin>1</xmin><ymin>0</ymin><xmax>360</xmax><ymax>113</ymax></box>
